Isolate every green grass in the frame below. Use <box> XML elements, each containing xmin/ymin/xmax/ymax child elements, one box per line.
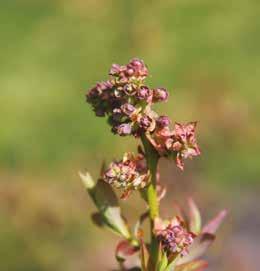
<box><xmin>0</xmin><ymin>0</ymin><xmax>259</xmax><ymax>177</ymax></box>
<box><xmin>0</xmin><ymin>1</ymin><xmax>260</xmax><ymax>270</ymax></box>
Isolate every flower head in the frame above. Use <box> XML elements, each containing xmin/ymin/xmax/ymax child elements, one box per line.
<box><xmin>147</xmin><ymin>120</ymin><xmax>200</xmax><ymax>170</ymax></box>
<box><xmin>86</xmin><ymin>58</ymin><xmax>170</xmax><ymax>138</ymax></box>
<box><xmin>86</xmin><ymin>58</ymin><xmax>200</xmax><ymax>170</ymax></box>
<box><xmin>103</xmin><ymin>152</ymin><xmax>150</xmax><ymax>199</ymax></box>
<box><xmin>154</xmin><ymin>217</ymin><xmax>195</xmax><ymax>256</ymax></box>
<box><xmin>168</xmin><ymin>122</ymin><xmax>201</xmax><ymax>170</ymax></box>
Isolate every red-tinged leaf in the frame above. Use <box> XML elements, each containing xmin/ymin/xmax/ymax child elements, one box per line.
<box><xmin>202</xmin><ymin>210</ymin><xmax>227</xmax><ymax>234</ymax></box>
<box><xmin>116</xmin><ymin>240</ymin><xmax>139</xmax><ymax>262</ymax></box>
<box><xmin>177</xmin><ymin>233</ymin><xmax>215</xmax><ymax>265</ymax></box>
<box><xmin>175</xmin><ymin>260</ymin><xmax>208</xmax><ymax>271</ymax></box>
<box><xmin>188</xmin><ymin>198</ymin><xmax>201</xmax><ymax>234</ymax></box>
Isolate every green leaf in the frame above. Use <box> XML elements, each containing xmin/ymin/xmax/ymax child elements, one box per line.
<box><xmin>157</xmin><ymin>251</ymin><xmax>168</xmax><ymax>271</ymax></box>
<box><xmin>165</xmin><ymin>255</ymin><xmax>180</xmax><ymax>271</ymax></box>
<box><xmin>175</xmin><ymin>260</ymin><xmax>208</xmax><ymax>271</ymax></box>
<box><xmin>188</xmin><ymin>198</ymin><xmax>201</xmax><ymax>235</ymax></box>
<box><xmin>79</xmin><ymin>171</ymin><xmax>131</xmax><ymax>239</ymax></box>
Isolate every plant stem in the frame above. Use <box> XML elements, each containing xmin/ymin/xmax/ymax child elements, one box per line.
<box><xmin>141</xmin><ymin>134</ymin><xmax>160</xmax><ymax>269</ymax></box>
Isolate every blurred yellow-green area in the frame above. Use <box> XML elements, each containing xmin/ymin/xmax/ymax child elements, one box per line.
<box><xmin>0</xmin><ymin>1</ymin><xmax>259</xmax><ymax>270</ymax></box>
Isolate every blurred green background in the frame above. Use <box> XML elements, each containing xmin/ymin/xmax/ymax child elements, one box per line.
<box><xmin>0</xmin><ymin>0</ymin><xmax>259</xmax><ymax>270</ymax></box>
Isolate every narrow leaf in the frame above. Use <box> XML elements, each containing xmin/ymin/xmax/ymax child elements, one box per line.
<box><xmin>134</xmin><ymin>211</ymin><xmax>149</xmax><ymax>238</ymax></box>
<box><xmin>79</xmin><ymin>171</ymin><xmax>95</xmax><ymax>189</ymax></box>
<box><xmin>157</xmin><ymin>251</ymin><xmax>168</xmax><ymax>271</ymax></box>
<box><xmin>140</xmin><ymin>238</ymin><xmax>149</xmax><ymax>271</ymax></box>
<box><xmin>202</xmin><ymin>210</ymin><xmax>227</xmax><ymax>234</ymax></box>
<box><xmin>188</xmin><ymin>198</ymin><xmax>201</xmax><ymax>234</ymax></box>
<box><xmin>80</xmin><ymin>171</ymin><xmax>131</xmax><ymax>239</ymax></box>
<box><xmin>165</xmin><ymin>255</ymin><xmax>180</xmax><ymax>271</ymax></box>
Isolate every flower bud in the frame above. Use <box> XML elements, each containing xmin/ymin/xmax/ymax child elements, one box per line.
<box><xmin>128</xmin><ymin>58</ymin><xmax>148</xmax><ymax>78</ymax></box>
<box><xmin>137</xmin><ymin>114</ymin><xmax>155</xmax><ymax>132</ymax></box>
<box><xmin>156</xmin><ymin>116</ymin><xmax>171</xmax><ymax>128</ymax></box>
<box><xmin>153</xmin><ymin>88</ymin><xmax>169</xmax><ymax>102</ymax></box>
<box><xmin>136</xmin><ymin>86</ymin><xmax>152</xmax><ymax>102</ymax></box>
<box><xmin>109</xmin><ymin>64</ymin><xmax>121</xmax><ymax>76</ymax></box>
<box><xmin>121</xmin><ymin>103</ymin><xmax>136</xmax><ymax>116</ymax></box>
<box><xmin>123</xmin><ymin>84</ymin><xmax>136</xmax><ymax>96</ymax></box>
<box><xmin>116</xmin><ymin>123</ymin><xmax>132</xmax><ymax>136</ymax></box>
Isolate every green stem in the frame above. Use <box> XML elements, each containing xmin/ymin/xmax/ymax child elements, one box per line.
<box><xmin>141</xmin><ymin>133</ymin><xmax>160</xmax><ymax>269</ymax></box>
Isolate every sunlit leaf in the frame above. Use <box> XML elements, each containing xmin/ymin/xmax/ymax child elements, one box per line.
<box><xmin>188</xmin><ymin>198</ymin><xmax>201</xmax><ymax>234</ymax></box>
<box><xmin>157</xmin><ymin>251</ymin><xmax>168</xmax><ymax>271</ymax></box>
<box><xmin>165</xmin><ymin>255</ymin><xmax>180</xmax><ymax>271</ymax></box>
<box><xmin>79</xmin><ymin>171</ymin><xmax>131</xmax><ymax>239</ymax></box>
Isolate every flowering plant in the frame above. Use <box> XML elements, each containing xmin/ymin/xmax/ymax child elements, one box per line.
<box><xmin>80</xmin><ymin>58</ymin><xmax>226</xmax><ymax>271</ymax></box>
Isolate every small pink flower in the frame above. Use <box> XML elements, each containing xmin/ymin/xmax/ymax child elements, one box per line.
<box><xmin>171</xmin><ymin>122</ymin><xmax>200</xmax><ymax>170</ymax></box>
<box><xmin>152</xmin><ymin>87</ymin><xmax>169</xmax><ymax>102</ymax></box>
<box><xmin>103</xmin><ymin>152</ymin><xmax>150</xmax><ymax>199</ymax></box>
<box><xmin>154</xmin><ymin>217</ymin><xmax>195</xmax><ymax>256</ymax></box>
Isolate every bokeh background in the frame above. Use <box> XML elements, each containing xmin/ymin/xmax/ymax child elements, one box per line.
<box><xmin>1</xmin><ymin>0</ymin><xmax>259</xmax><ymax>270</ymax></box>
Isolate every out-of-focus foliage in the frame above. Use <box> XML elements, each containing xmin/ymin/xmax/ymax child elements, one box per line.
<box><xmin>0</xmin><ymin>0</ymin><xmax>259</xmax><ymax>270</ymax></box>
<box><xmin>0</xmin><ymin>0</ymin><xmax>259</xmax><ymax>183</ymax></box>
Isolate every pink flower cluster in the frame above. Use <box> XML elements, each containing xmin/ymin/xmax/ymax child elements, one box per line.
<box><xmin>86</xmin><ymin>58</ymin><xmax>200</xmax><ymax>170</ymax></box>
<box><xmin>154</xmin><ymin>217</ymin><xmax>195</xmax><ymax>256</ymax></box>
<box><xmin>86</xmin><ymin>58</ymin><xmax>168</xmax><ymax>136</ymax></box>
<box><xmin>148</xmin><ymin>121</ymin><xmax>200</xmax><ymax>170</ymax></box>
<box><xmin>103</xmin><ymin>152</ymin><xmax>149</xmax><ymax>199</ymax></box>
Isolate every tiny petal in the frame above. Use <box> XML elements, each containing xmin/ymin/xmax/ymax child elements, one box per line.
<box><xmin>116</xmin><ymin>123</ymin><xmax>132</xmax><ymax>136</ymax></box>
<box><xmin>121</xmin><ymin>103</ymin><xmax>136</xmax><ymax>116</ymax></box>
